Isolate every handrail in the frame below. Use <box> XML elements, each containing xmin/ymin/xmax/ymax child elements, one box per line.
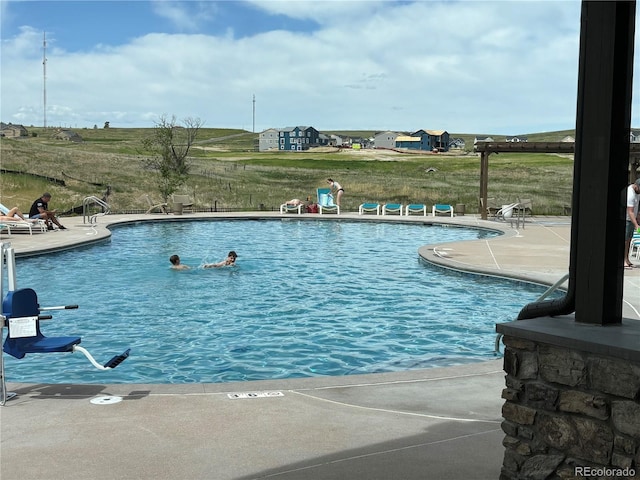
<box><xmin>83</xmin><ymin>196</ymin><xmax>110</xmax><ymax>224</ymax></box>
<box><xmin>494</xmin><ymin>272</ymin><xmax>570</xmax><ymax>354</ymax></box>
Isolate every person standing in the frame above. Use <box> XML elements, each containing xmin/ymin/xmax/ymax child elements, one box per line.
<box><xmin>327</xmin><ymin>178</ymin><xmax>344</xmax><ymax>206</ymax></box>
<box><xmin>29</xmin><ymin>192</ymin><xmax>66</xmax><ymax>230</ymax></box>
<box><xmin>624</xmin><ymin>178</ymin><xmax>640</xmax><ymax>268</ymax></box>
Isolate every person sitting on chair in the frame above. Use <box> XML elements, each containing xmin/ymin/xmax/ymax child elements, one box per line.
<box><xmin>204</xmin><ymin>251</ymin><xmax>237</xmax><ymax>268</ymax></box>
<box><xmin>29</xmin><ymin>193</ymin><xmax>66</xmax><ymax>230</ymax></box>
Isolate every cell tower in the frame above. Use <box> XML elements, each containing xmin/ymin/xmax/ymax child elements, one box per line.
<box><xmin>43</xmin><ymin>32</ymin><xmax>47</xmax><ymax>129</ymax></box>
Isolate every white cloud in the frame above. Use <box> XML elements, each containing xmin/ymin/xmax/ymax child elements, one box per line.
<box><xmin>150</xmin><ymin>0</ymin><xmax>218</xmax><ymax>31</ymax></box>
<box><xmin>4</xmin><ymin>0</ymin><xmax>632</xmax><ymax>135</ymax></box>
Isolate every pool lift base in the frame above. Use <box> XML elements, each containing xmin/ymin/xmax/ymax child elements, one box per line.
<box><xmin>0</xmin><ymin>242</ymin><xmax>131</xmax><ymax>406</ymax></box>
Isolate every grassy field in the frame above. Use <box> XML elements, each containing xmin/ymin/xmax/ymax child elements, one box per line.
<box><xmin>0</xmin><ymin>127</ymin><xmax>576</xmax><ymax>215</ymax></box>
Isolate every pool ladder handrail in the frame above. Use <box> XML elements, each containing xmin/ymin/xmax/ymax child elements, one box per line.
<box><xmin>494</xmin><ymin>272</ymin><xmax>570</xmax><ymax>354</ymax></box>
<box><xmin>83</xmin><ymin>196</ymin><xmax>110</xmax><ymax>224</ymax></box>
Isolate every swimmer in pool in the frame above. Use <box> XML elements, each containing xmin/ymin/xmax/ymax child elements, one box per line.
<box><xmin>169</xmin><ymin>254</ymin><xmax>190</xmax><ymax>270</ymax></box>
<box><xmin>204</xmin><ymin>251</ymin><xmax>237</xmax><ymax>268</ymax></box>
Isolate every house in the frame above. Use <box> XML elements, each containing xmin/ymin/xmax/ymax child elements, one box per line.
<box><xmin>506</xmin><ymin>135</ymin><xmax>528</xmax><ymax>142</ymax></box>
<box><xmin>258</xmin><ymin>128</ymin><xmax>279</xmax><ymax>151</ymax></box>
<box><xmin>561</xmin><ymin>135</ymin><xmax>575</xmax><ymax>143</ymax></box>
<box><xmin>373</xmin><ymin>131</ymin><xmax>402</xmax><ymax>149</ymax></box>
<box><xmin>474</xmin><ymin>135</ymin><xmax>495</xmax><ymax>144</ymax></box>
<box><xmin>0</xmin><ymin>123</ymin><xmax>28</xmax><ymax>137</ymax></box>
<box><xmin>448</xmin><ymin>137</ymin><xmax>466</xmax><ymax>149</ymax></box>
<box><xmin>631</xmin><ymin>130</ymin><xmax>640</xmax><ymax>143</ymax></box>
<box><xmin>396</xmin><ymin>129</ymin><xmax>450</xmax><ymax>152</ymax></box>
<box><xmin>53</xmin><ymin>129</ymin><xmax>83</xmax><ymax>142</ymax></box>
<box><xmin>278</xmin><ymin>126</ymin><xmax>321</xmax><ymax>151</ymax></box>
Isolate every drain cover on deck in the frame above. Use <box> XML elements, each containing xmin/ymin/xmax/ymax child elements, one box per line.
<box><xmin>90</xmin><ymin>396</ymin><xmax>123</xmax><ymax>405</ymax></box>
<box><xmin>227</xmin><ymin>391</ymin><xmax>284</xmax><ymax>399</ymax></box>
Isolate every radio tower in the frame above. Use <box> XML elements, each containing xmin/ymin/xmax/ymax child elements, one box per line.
<box><xmin>252</xmin><ymin>94</ymin><xmax>256</xmax><ymax>133</ymax></box>
<box><xmin>43</xmin><ymin>32</ymin><xmax>47</xmax><ymax>129</ymax></box>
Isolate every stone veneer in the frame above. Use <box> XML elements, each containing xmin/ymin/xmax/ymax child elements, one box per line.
<box><xmin>496</xmin><ymin>317</ymin><xmax>640</xmax><ymax>480</ymax></box>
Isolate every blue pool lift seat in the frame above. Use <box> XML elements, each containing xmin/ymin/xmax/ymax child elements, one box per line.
<box><xmin>3</xmin><ymin>288</ymin><xmax>80</xmax><ymax>359</ymax></box>
<box><xmin>317</xmin><ymin>188</ymin><xmax>340</xmax><ymax>214</ymax></box>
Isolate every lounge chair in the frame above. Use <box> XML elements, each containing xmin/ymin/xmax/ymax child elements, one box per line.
<box><xmin>405</xmin><ymin>204</ymin><xmax>427</xmax><ymax>216</ymax></box>
<box><xmin>432</xmin><ymin>204</ymin><xmax>454</xmax><ymax>217</ymax></box>
<box><xmin>480</xmin><ymin>197</ymin><xmax>501</xmax><ymax>218</ymax></box>
<box><xmin>317</xmin><ymin>188</ymin><xmax>340</xmax><ymax>214</ymax></box>
<box><xmin>145</xmin><ymin>195</ymin><xmax>168</xmax><ymax>214</ymax></box>
<box><xmin>0</xmin><ymin>203</ymin><xmax>47</xmax><ymax>234</ymax></box>
<box><xmin>382</xmin><ymin>203</ymin><xmax>403</xmax><ymax>216</ymax></box>
<box><xmin>172</xmin><ymin>194</ymin><xmax>194</xmax><ymax>213</ymax></box>
<box><xmin>279</xmin><ymin>202</ymin><xmax>303</xmax><ymax>214</ymax></box>
<box><xmin>358</xmin><ymin>203</ymin><xmax>380</xmax><ymax>215</ymax></box>
<box><xmin>516</xmin><ymin>198</ymin><xmax>533</xmax><ymax>217</ymax></box>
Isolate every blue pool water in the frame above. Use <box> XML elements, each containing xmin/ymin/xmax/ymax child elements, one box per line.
<box><xmin>4</xmin><ymin>219</ymin><xmax>555</xmax><ymax>384</ymax></box>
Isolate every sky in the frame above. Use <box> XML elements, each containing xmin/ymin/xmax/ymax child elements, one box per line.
<box><xmin>0</xmin><ymin>0</ymin><xmax>635</xmax><ymax>135</ymax></box>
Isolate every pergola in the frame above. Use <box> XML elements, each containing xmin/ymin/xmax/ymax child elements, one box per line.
<box><xmin>475</xmin><ymin>141</ymin><xmax>640</xmax><ymax>220</ymax></box>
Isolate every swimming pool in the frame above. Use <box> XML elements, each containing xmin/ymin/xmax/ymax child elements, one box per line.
<box><xmin>4</xmin><ymin>219</ymin><xmax>556</xmax><ymax>384</ymax></box>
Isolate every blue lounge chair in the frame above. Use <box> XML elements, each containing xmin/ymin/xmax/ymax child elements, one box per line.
<box><xmin>358</xmin><ymin>203</ymin><xmax>380</xmax><ymax>215</ymax></box>
<box><xmin>432</xmin><ymin>204</ymin><xmax>454</xmax><ymax>217</ymax></box>
<box><xmin>382</xmin><ymin>203</ymin><xmax>403</xmax><ymax>216</ymax></box>
<box><xmin>317</xmin><ymin>188</ymin><xmax>340</xmax><ymax>214</ymax></box>
<box><xmin>405</xmin><ymin>204</ymin><xmax>427</xmax><ymax>216</ymax></box>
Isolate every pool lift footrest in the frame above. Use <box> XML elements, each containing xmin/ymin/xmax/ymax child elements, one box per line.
<box><xmin>73</xmin><ymin>346</ymin><xmax>131</xmax><ymax>370</ymax></box>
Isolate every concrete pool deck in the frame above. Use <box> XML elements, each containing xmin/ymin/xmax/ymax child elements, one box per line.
<box><xmin>1</xmin><ymin>212</ymin><xmax>639</xmax><ymax>480</ymax></box>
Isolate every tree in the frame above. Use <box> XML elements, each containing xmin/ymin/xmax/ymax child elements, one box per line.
<box><xmin>104</xmin><ymin>121</ymin><xmax>110</xmax><ymax>128</ymax></box>
<box><xmin>141</xmin><ymin>115</ymin><xmax>203</xmax><ymax>202</ymax></box>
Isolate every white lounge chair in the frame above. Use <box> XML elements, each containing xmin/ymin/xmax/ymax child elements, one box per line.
<box><xmin>432</xmin><ymin>204</ymin><xmax>454</xmax><ymax>217</ymax></box>
<box><xmin>0</xmin><ymin>203</ymin><xmax>47</xmax><ymax>234</ymax></box>
<box><xmin>280</xmin><ymin>203</ymin><xmax>303</xmax><ymax>214</ymax></box>
<box><xmin>405</xmin><ymin>204</ymin><xmax>427</xmax><ymax>216</ymax></box>
<box><xmin>358</xmin><ymin>203</ymin><xmax>380</xmax><ymax>215</ymax></box>
<box><xmin>172</xmin><ymin>194</ymin><xmax>194</xmax><ymax>213</ymax></box>
<box><xmin>382</xmin><ymin>203</ymin><xmax>403</xmax><ymax>216</ymax></box>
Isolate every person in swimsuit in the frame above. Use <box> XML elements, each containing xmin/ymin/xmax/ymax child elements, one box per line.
<box><xmin>169</xmin><ymin>254</ymin><xmax>190</xmax><ymax>270</ymax></box>
<box><xmin>204</xmin><ymin>251</ymin><xmax>238</xmax><ymax>268</ymax></box>
<box><xmin>327</xmin><ymin>178</ymin><xmax>344</xmax><ymax>206</ymax></box>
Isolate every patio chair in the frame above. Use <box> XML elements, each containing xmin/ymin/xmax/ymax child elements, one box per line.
<box><xmin>480</xmin><ymin>197</ymin><xmax>501</xmax><ymax>218</ymax></box>
<box><xmin>432</xmin><ymin>204</ymin><xmax>454</xmax><ymax>217</ymax></box>
<box><xmin>358</xmin><ymin>203</ymin><xmax>380</xmax><ymax>215</ymax></box>
<box><xmin>317</xmin><ymin>188</ymin><xmax>340</xmax><ymax>214</ymax></box>
<box><xmin>516</xmin><ymin>198</ymin><xmax>533</xmax><ymax>217</ymax></box>
<box><xmin>404</xmin><ymin>204</ymin><xmax>427</xmax><ymax>216</ymax></box>
<box><xmin>145</xmin><ymin>195</ymin><xmax>168</xmax><ymax>214</ymax></box>
<box><xmin>172</xmin><ymin>194</ymin><xmax>194</xmax><ymax>213</ymax></box>
<box><xmin>382</xmin><ymin>203</ymin><xmax>403</xmax><ymax>216</ymax></box>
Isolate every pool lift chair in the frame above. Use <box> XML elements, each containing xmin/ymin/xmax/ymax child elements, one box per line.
<box><xmin>0</xmin><ymin>242</ymin><xmax>131</xmax><ymax>405</ymax></box>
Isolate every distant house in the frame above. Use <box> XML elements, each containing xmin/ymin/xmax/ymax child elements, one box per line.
<box><xmin>448</xmin><ymin>137</ymin><xmax>465</xmax><ymax>149</ymax></box>
<box><xmin>506</xmin><ymin>135</ymin><xmax>528</xmax><ymax>142</ymax></box>
<box><xmin>396</xmin><ymin>129</ymin><xmax>450</xmax><ymax>152</ymax></box>
<box><xmin>474</xmin><ymin>136</ymin><xmax>495</xmax><ymax>144</ymax></box>
<box><xmin>258</xmin><ymin>128</ymin><xmax>279</xmax><ymax>151</ymax></box>
<box><xmin>318</xmin><ymin>133</ymin><xmax>331</xmax><ymax>146</ymax></box>
<box><xmin>631</xmin><ymin>130</ymin><xmax>640</xmax><ymax>143</ymax></box>
<box><xmin>561</xmin><ymin>135</ymin><xmax>575</xmax><ymax>143</ymax></box>
<box><xmin>278</xmin><ymin>126</ymin><xmax>320</xmax><ymax>151</ymax></box>
<box><xmin>0</xmin><ymin>123</ymin><xmax>28</xmax><ymax>137</ymax></box>
<box><xmin>373</xmin><ymin>131</ymin><xmax>402</xmax><ymax>149</ymax></box>
<box><xmin>53</xmin><ymin>129</ymin><xmax>83</xmax><ymax>142</ymax></box>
